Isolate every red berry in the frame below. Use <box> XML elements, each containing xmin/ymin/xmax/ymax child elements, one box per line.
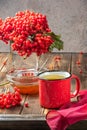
<box><xmin>24</xmin><ymin>102</ymin><xmax>29</xmax><ymax>107</ymax></box>
<box><xmin>79</xmin><ymin>69</ymin><xmax>83</xmax><ymax>74</ymax></box>
<box><xmin>76</xmin><ymin>61</ymin><xmax>81</xmax><ymax>65</ymax></box>
<box><xmin>79</xmin><ymin>51</ymin><xmax>83</xmax><ymax>55</ymax></box>
<box><xmin>6</xmin><ymin>104</ymin><xmax>11</xmax><ymax>109</ymax></box>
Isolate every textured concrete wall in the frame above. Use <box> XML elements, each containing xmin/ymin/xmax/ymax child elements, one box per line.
<box><xmin>0</xmin><ymin>0</ymin><xmax>87</xmax><ymax>52</ymax></box>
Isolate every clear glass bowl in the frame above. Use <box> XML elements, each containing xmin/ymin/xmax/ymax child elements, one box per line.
<box><xmin>6</xmin><ymin>69</ymin><xmax>39</xmax><ymax>95</ymax></box>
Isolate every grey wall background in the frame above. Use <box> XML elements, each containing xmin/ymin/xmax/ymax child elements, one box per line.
<box><xmin>0</xmin><ymin>0</ymin><xmax>87</xmax><ymax>52</ymax></box>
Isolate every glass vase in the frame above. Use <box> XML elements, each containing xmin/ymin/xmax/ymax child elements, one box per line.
<box><xmin>6</xmin><ymin>52</ymin><xmax>39</xmax><ymax>95</ymax></box>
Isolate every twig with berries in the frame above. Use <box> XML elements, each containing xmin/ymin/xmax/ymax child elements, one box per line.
<box><xmin>0</xmin><ymin>87</ymin><xmax>22</xmax><ymax>109</ymax></box>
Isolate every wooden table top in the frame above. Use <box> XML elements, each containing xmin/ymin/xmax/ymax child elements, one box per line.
<box><xmin>0</xmin><ymin>52</ymin><xmax>87</xmax><ymax>130</ymax></box>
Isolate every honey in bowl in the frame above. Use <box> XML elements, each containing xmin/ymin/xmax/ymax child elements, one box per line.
<box><xmin>6</xmin><ymin>69</ymin><xmax>39</xmax><ymax>95</ymax></box>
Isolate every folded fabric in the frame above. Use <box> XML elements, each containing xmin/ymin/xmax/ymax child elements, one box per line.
<box><xmin>46</xmin><ymin>90</ymin><xmax>87</xmax><ymax>130</ymax></box>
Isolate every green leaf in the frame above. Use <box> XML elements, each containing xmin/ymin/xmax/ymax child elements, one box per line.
<box><xmin>47</xmin><ymin>32</ymin><xmax>64</xmax><ymax>51</ymax></box>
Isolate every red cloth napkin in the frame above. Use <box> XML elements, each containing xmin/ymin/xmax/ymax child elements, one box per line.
<box><xmin>46</xmin><ymin>90</ymin><xmax>87</xmax><ymax>130</ymax></box>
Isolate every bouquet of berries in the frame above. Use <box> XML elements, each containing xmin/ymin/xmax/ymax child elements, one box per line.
<box><xmin>0</xmin><ymin>10</ymin><xmax>63</xmax><ymax>58</ymax></box>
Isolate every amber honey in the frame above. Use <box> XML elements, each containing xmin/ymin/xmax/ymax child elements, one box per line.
<box><xmin>12</xmin><ymin>83</ymin><xmax>39</xmax><ymax>94</ymax></box>
<box><xmin>11</xmin><ymin>76</ymin><xmax>39</xmax><ymax>94</ymax></box>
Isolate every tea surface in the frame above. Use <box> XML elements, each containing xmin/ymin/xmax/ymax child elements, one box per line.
<box><xmin>42</xmin><ymin>74</ymin><xmax>65</xmax><ymax>80</ymax></box>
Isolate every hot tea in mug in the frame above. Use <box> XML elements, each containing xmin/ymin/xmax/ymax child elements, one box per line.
<box><xmin>38</xmin><ymin>71</ymin><xmax>80</xmax><ymax>109</ymax></box>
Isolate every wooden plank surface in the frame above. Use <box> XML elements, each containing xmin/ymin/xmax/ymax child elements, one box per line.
<box><xmin>21</xmin><ymin>94</ymin><xmax>42</xmax><ymax>115</ymax></box>
<box><xmin>0</xmin><ymin>52</ymin><xmax>87</xmax><ymax>130</ymax></box>
<box><xmin>71</xmin><ymin>53</ymin><xmax>87</xmax><ymax>89</ymax></box>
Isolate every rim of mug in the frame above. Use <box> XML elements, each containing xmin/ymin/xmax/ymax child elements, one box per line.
<box><xmin>38</xmin><ymin>70</ymin><xmax>71</xmax><ymax>80</ymax></box>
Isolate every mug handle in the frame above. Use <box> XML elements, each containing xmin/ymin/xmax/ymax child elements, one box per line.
<box><xmin>70</xmin><ymin>74</ymin><xmax>80</xmax><ymax>98</ymax></box>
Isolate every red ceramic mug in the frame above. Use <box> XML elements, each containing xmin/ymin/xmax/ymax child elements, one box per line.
<box><xmin>38</xmin><ymin>71</ymin><xmax>80</xmax><ymax>109</ymax></box>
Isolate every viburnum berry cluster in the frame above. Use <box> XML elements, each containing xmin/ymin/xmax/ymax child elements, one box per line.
<box><xmin>0</xmin><ymin>10</ymin><xmax>63</xmax><ymax>57</ymax></box>
<box><xmin>0</xmin><ymin>87</ymin><xmax>22</xmax><ymax>109</ymax></box>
